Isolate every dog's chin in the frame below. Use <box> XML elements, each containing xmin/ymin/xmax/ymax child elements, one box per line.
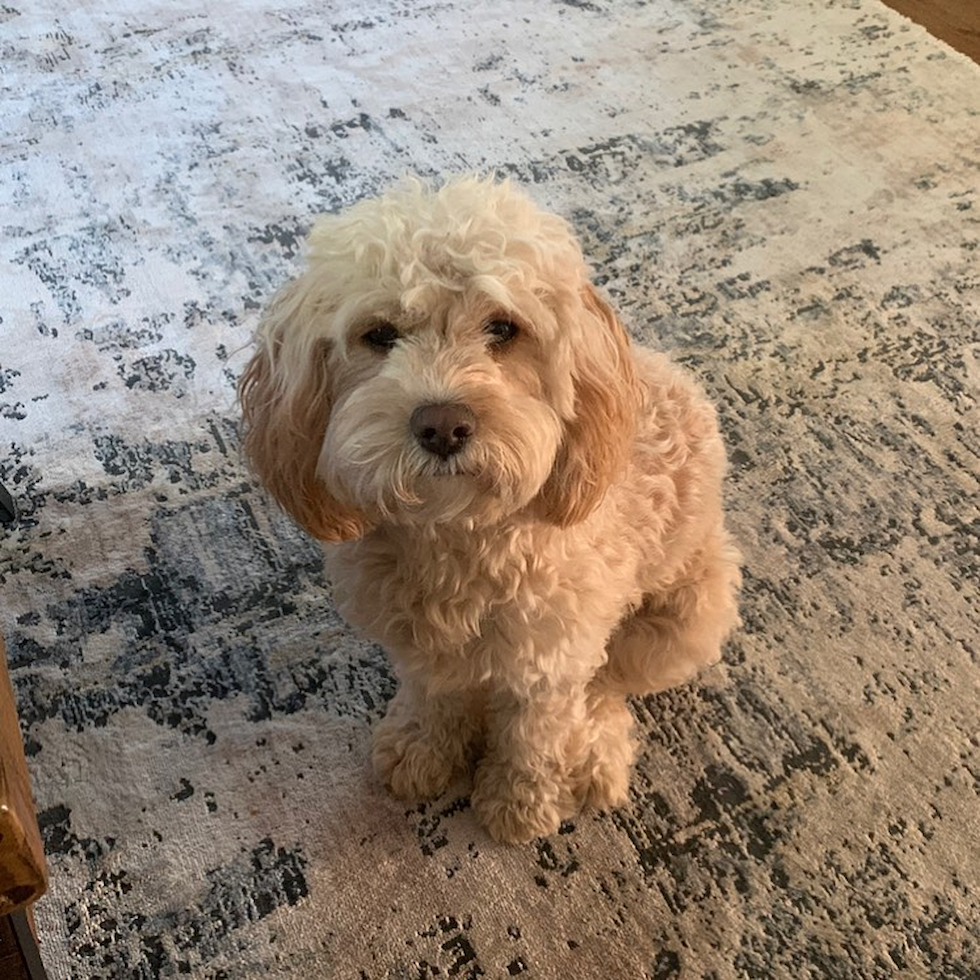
<box><xmin>325</xmin><ymin>455</ymin><xmax>547</xmax><ymax>529</ymax></box>
<box><xmin>390</xmin><ymin>472</ymin><xmax>491</xmax><ymax>525</ymax></box>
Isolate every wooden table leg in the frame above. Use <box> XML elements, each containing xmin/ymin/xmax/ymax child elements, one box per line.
<box><xmin>9</xmin><ymin>909</ymin><xmax>48</xmax><ymax>980</ymax></box>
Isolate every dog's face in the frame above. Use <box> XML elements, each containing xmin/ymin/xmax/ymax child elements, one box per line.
<box><xmin>240</xmin><ymin>176</ymin><xmax>641</xmax><ymax>540</ymax></box>
<box><xmin>318</xmin><ymin>284</ymin><xmax>566</xmax><ymax>526</ymax></box>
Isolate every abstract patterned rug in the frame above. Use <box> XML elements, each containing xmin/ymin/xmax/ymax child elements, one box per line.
<box><xmin>2</xmin><ymin>1</ymin><xmax>978</xmax><ymax>977</ymax></box>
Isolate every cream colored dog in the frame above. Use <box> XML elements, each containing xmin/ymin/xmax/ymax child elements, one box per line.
<box><xmin>239</xmin><ymin>175</ymin><xmax>741</xmax><ymax>844</ymax></box>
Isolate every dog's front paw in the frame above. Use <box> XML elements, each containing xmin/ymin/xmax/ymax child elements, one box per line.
<box><xmin>582</xmin><ymin>754</ymin><xmax>631</xmax><ymax>810</ymax></box>
<box><xmin>372</xmin><ymin>716</ymin><xmax>458</xmax><ymax>801</ymax></box>
<box><xmin>471</xmin><ymin>763</ymin><xmax>567</xmax><ymax>844</ymax></box>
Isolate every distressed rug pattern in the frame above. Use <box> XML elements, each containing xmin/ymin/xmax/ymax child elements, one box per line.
<box><xmin>2</xmin><ymin>1</ymin><xmax>979</xmax><ymax>977</ymax></box>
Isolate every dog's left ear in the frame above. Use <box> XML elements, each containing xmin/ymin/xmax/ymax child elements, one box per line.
<box><xmin>537</xmin><ymin>285</ymin><xmax>643</xmax><ymax>527</ymax></box>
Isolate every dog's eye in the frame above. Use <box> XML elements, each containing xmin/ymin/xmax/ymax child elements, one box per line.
<box><xmin>362</xmin><ymin>322</ymin><xmax>400</xmax><ymax>351</ymax></box>
<box><xmin>484</xmin><ymin>319</ymin><xmax>519</xmax><ymax>346</ymax></box>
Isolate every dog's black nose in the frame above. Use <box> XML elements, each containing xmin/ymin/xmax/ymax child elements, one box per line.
<box><xmin>410</xmin><ymin>403</ymin><xmax>477</xmax><ymax>459</ymax></box>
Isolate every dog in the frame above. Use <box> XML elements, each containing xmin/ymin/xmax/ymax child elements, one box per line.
<box><xmin>239</xmin><ymin>175</ymin><xmax>741</xmax><ymax>843</ymax></box>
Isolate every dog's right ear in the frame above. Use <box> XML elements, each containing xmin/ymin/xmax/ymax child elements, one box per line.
<box><xmin>238</xmin><ymin>279</ymin><xmax>368</xmax><ymax>543</ymax></box>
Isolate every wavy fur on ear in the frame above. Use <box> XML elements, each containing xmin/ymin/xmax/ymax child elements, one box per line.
<box><xmin>238</xmin><ymin>281</ymin><xmax>368</xmax><ymax>543</ymax></box>
<box><xmin>538</xmin><ymin>285</ymin><xmax>643</xmax><ymax>526</ymax></box>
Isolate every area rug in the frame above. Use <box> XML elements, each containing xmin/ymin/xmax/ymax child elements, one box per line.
<box><xmin>2</xmin><ymin>0</ymin><xmax>978</xmax><ymax>977</ymax></box>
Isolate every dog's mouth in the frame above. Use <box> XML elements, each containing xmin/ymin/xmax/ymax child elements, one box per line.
<box><xmin>413</xmin><ymin>442</ymin><xmax>507</xmax><ymax>493</ymax></box>
<box><xmin>414</xmin><ymin>458</ymin><xmax>494</xmax><ymax>499</ymax></box>
<box><xmin>387</xmin><ymin>443</ymin><xmax>529</xmax><ymax>521</ymax></box>
<box><xmin>419</xmin><ymin>454</ymin><xmax>480</xmax><ymax>480</ymax></box>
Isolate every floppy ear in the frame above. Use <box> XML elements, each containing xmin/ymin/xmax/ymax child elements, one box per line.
<box><xmin>537</xmin><ymin>284</ymin><xmax>643</xmax><ymax>527</ymax></box>
<box><xmin>238</xmin><ymin>280</ymin><xmax>368</xmax><ymax>543</ymax></box>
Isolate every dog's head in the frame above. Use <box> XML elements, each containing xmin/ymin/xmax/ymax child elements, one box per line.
<box><xmin>239</xmin><ymin>175</ymin><xmax>643</xmax><ymax>541</ymax></box>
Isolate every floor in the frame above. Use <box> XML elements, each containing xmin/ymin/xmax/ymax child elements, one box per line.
<box><xmin>881</xmin><ymin>0</ymin><xmax>980</xmax><ymax>63</ymax></box>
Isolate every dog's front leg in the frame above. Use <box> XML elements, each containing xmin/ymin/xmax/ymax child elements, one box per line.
<box><xmin>372</xmin><ymin>680</ymin><xmax>483</xmax><ymax>801</ymax></box>
<box><xmin>471</xmin><ymin>684</ymin><xmax>590</xmax><ymax>844</ymax></box>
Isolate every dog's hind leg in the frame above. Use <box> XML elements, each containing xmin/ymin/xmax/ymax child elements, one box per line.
<box><xmin>596</xmin><ymin>531</ymin><xmax>741</xmax><ymax>697</ymax></box>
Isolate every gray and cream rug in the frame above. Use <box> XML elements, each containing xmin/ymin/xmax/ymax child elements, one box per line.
<box><xmin>2</xmin><ymin>1</ymin><xmax>978</xmax><ymax>977</ymax></box>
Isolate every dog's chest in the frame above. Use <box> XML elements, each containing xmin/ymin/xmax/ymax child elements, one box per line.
<box><xmin>326</xmin><ymin>526</ymin><xmax>557</xmax><ymax>657</ymax></box>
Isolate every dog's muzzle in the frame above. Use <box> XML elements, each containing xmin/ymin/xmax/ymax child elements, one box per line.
<box><xmin>410</xmin><ymin>402</ymin><xmax>476</xmax><ymax>460</ymax></box>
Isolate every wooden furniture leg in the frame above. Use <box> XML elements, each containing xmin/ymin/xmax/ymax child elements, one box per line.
<box><xmin>1</xmin><ymin>634</ymin><xmax>50</xmax><ymax>980</ymax></box>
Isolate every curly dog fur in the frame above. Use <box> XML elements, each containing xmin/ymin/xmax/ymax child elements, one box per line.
<box><xmin>239</xmin><ymin>175</ymin><xmax>741</xmax><ymax>843</ymax></box>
